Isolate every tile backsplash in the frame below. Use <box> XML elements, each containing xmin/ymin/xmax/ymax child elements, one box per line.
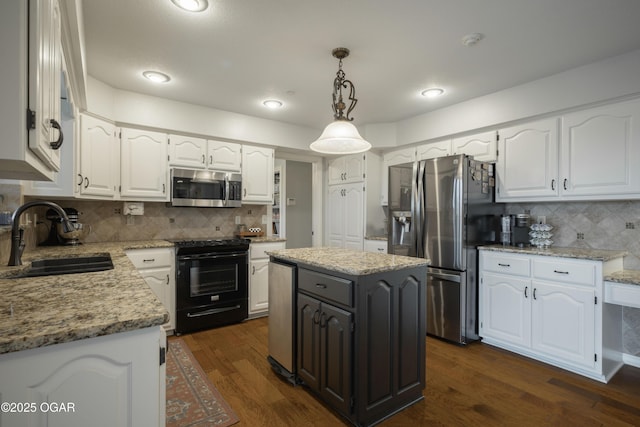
<box><xmin>506</xmin><ymin>200</ymin><xmax>640</xmax><ymax>357</ymax></box>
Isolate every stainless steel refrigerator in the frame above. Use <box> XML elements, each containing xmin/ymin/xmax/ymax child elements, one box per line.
<box><xmin>388</xmin><ymin>154</ymin><xmax>502</xmax><ymax>344</ymax></box>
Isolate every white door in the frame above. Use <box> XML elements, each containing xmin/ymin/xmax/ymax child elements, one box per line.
<box><xmin>79</xmin><ymin>115</ymin><xmax>118</xmax><ymax>198</ymax></box>
<box><xmin>242</xmin><ymin>145</ymin><xmax>273</xmax><ymax>203</ymax></box>
<box><xmin>531</xmin><ymin>281</ymin><xmax>596</xmax><ymax>369</ymax></box>
<box><xmin>452</xmin><ymin>131</ymin><xmax>497</xmax><ymax>162</ymax></box>
<box><xmin>208</xmin><ymin>140</ymin><xmax>241</xmax><ymax>171</ymax></box>
<box><xmin>560</xmin><ymin>99</ymin><xmax>640</xmax><ymax>198</ymax></box>
<box><xmin>496</xmin><ymin>118</ymin><xmax>559</xmax><ymax>201</ymax></box>
<box><xmin>327</xmin><ymin>185</ymin><xmax>345</xmax><ymax>247</ymax></box>
<box><xmin>480</xmin><ymin>273</ymin><xmax>531</xmax><ymax>348</ymax></box>
<box><xmin>120</xmin><ymin>128</ymin><xmax>169</xmax><ymax>200</ymax></box>
<box><xmin>343</xmin><ymin>183</ymin><xmax>364</xmax><ymax>250</ymax></box>
<box><xmin>169</xmin><ymin>134</ymin><xmax>206</xmax><ymax>168</ymax></box>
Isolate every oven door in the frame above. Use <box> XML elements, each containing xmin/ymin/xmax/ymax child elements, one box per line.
<box><xmin>176</xmin><ymin>251</ymin><xmax>248</xmax><ymax>309</ymax></box>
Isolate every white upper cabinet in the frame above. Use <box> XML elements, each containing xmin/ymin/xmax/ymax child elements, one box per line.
<box><xmin>169</xmin><ymin>136</ymin><xmax>241</xmax><ymax>172</ymax></box>
<box><xmin>327</xmin><ymin>154</ymin><xmax>366</xmax><ymax>185</ymax></box>
<box><xmin>496</xmin><ymin>118</ymin><xmax>559</xmax><ymax>202</ymax></box>
<box><xmin>168</xmin><ymin>134</ymin><xmax>207</xmax><ymax>168</ymax></box>
<box><xmin>381</xmin><ymin>147</ymin><xmax>416</xmax><ymax>206</ymax></box>
<box><xmin>0</xmin><ymin>0</ymin><xmax>62</xmax><ymax>180</ymax></box>
<box><xmin>416</xmin><ymin>139</ymin><xmax>452</xmax><ymax>161</ymax></box>
<box><xmin>78</xmin><ymin>114</ymin><xmax>119</xmax><ymax>199</ymax></box>
<box><xmin>242</xmin><ymin>145</ymin><xmax>274</xmax><ymax>204</ymax></box>
<box><xmin>560</xmin><ymin>98</ymin><xmax>640</xmax><ymax>199</ymax></box>
<box><xmin>120</xmin><ymin>127</ymin><xmax>169</xmax><ymax>201</ymax></box>
<box><xmin>451</xmin><ymin>131</ymin><xmax>497</xmax><ymax>162</ymax></box>
<box><xmin>497</xmin><ymin>98</ymin><xmax>640</xmax><ymax>202</ymax></box>
<box><xmin>208</xmin><ymin>140</ymin><xmax>241</xmax><ymax>171</ymax></box>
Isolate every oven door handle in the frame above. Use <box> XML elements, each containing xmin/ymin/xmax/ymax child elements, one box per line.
<box><xmin>178</xmin><ymin>251</ymin><xmax>247</xmax><ymax>261</ymax></box>
<box><xmin>187</xmin><ymin>305</ymin><xmax>241</xmax><ymax>318</ymax></box>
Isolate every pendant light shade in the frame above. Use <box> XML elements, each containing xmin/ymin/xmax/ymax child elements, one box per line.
<box><xmin>310</xmin><ymin>119</ymin><xmax>371</xmax><ymax>154</ymax></box>
<box><xmin>310</xmin><ymin>47</ymin><xmax>371</xmax><ymax>155</ymax></box>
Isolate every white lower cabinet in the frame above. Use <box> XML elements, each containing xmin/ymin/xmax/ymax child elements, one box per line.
<box><xmin>0</xmin><ymin>326</ymin><xmax>166</xmax><ymax>427</ymax></box>
<box><xmin>479</xmin><ymin>250</ymin><xmax>624</xmax><ymax>383</ymax></box>
<box><xmin>126</xmin><ymin>248</ymin><xmax>175</xmax><ymax>332</ymax></box>
<box><xmin>363</xmin><ymin>239</ymin><xmax>388</xmax><ymax>254</ymax></box>
<box><xmin>249</xmin><ymin>241</ymin><xmax>286</xmax><ymax>317</ymax></box>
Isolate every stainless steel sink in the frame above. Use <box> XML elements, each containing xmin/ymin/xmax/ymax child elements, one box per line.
<box><xmin>9</xmin><ymin>254</ymin><xmax>114</xmax><ymax>278</ymax></box>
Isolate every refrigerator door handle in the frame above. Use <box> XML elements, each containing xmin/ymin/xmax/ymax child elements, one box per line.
<box><xmin>414</xmin><ymin>160</ymin><xmax>426</xmax><ymax>258</ymax></box>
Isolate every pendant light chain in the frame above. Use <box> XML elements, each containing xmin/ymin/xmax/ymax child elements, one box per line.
<box><xmin>332</xmin><ymin>50</ymin><xmax>357</xmax><ymax>122</ymax></box>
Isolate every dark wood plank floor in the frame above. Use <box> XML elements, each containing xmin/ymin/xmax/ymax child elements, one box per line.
<box><xmin>175</xmin><ymin>317</ymin><xmax>640</xmax><ymax>426</ymax></box>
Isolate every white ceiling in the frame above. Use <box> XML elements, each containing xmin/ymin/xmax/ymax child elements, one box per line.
<box><xmin>82</xmin><ymin>0</ymin><xmax>640</xmax><ymax>131</ymax></box>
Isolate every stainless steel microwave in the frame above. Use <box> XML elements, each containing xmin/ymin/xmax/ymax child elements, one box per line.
<box><xmin>170</xmin><ymin>168</ymin><xmax>242</xmax><ymax>207</ymax></box>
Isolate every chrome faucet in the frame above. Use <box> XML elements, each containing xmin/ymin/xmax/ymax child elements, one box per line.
<box><xmin>8</xmin><ymin>200</ymin><xmax>74</xmax><ymax>266</ymax></box>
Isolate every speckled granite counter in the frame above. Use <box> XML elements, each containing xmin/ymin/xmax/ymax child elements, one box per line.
<box><xmin>0</xmin><ymin>240</ymin><xmax>173</xmax><ymax>355</ymax></box>
<box><xmin>365</xmin><ymin>235</ymin><xmax>388</xmax><ymax>241</ymax></box>
<box><xmin>479</xmin><ymin>244</ymin><xmax>627</xmax><ymax>262</ymax></box>
<box><xmin>604</xmin><ymin>270</ymin><xmax>640</xmax><ymax>287</ymax></box>
<box><xmin>267</xmin><ymin>246</ymin><xmax>428</xmax><ymax>275</ymax></box>
<box><xmin>248</xmin><ymin>236</ymin><xmax>286</xmax><ymax>243</ymax></box>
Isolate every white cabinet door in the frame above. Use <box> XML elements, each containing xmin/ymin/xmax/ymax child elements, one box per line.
<box><xmin>452</xmin><ymin>131</ymin><xmax>497</xmax><ymax>162</ymax></box>
<box><xmin>209</xmin><ymin>140</ymin><xmax>241</xmax><ymax>171</ymax></box>
<box><xmin>381</xmin><ymin>147</ymin><xmax>416</xmax><ymax>206</ymax></box>
<box><xmin>120</xmin><ymin>128</ymin><xmax>169</xmax><ymax>201</ymax></box>
<box><xmin>28</xmin><ymin>0</ymin><xmax>62</xmax><ymax>172</ymax></box>
<box><xmin>250</xmin><ymin>258</ymin><xmax>270</xmax><ymax>314</ymax></box>
<box><xmin>416</xmin><ymin>139</ymin><xmax>452</xmax><ymax>161</ymax></box>
<box><xmin>326</xmin><ymin>183</ymin><xmax>364</xmax><ymax>250</ymax></box>
<box><xmin>242</xmin><ymin>145</ymin><xmax>274</xmax><ymax>203</ymax></box>
<box><xmin>496</xmin><ymin>118</ymin><xmax>559</xmax><ymax>202</ymax></box>
<box><xmin>169</xmin><ymin>134</ymin><xmax>207</xmax><ymax>168</ymax></box>
<box><xmin>480</xmin><ymin>272</ymin><xmax>531</xmax><ymax>348</ymax></box>
<box><xmin>327</xmin><ymin>154</ymin><xmax>365</xmax><ymax>185</ymax></box>
<box><xmin>531</xmin><ymin>281</ymin><xmax>596</xmax><ymax>369</ymax></box>
<box><xmin>78</xmin><ymin>114</ymin><xmax>119</xmax><ymax>198</ymax></box>
<box><xmin>560</xmin><ymin>99</ymin><xmax>640</xmax><ymax>199</ymax></box>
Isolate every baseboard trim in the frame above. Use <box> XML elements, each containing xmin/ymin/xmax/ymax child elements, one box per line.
<box><xmin>623</xmin><ymin>353</ymin><xmax>640</xmax><ymax>368</ymax></box>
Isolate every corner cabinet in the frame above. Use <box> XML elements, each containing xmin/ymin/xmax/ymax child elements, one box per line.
<box><xmin>296</xmin><ymin>265</ymin><xmax>426</xmax><ymax>426</ymax></box>
<box><xmin>242</xmin><ymin>145</ymin><xmax>274</xmax><ymax>204</ymax></box>
<box><xmin>478</xmin><ymin>249</ymin><xmax>624</xmax><ymax>383</ymax></box>
<box><xmin>120</xmin><ymin>127</ymin><xmax>169</xmax><ymax>201</ymax></box>
<box><xmin>249</xmin><ymin>241</ymin><xmax>286</xmax><ymax>318</ymax></box>
<box><xmin>0</xmin><ymin>0</ymin><xmax>63</xmax><ymax>180</ymax></box>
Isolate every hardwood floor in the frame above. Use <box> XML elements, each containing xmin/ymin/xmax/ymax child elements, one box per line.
<box><xmin>175</xmin><ymin>317</ymin><xmax>640</xmax><ymax>426</ymax></box>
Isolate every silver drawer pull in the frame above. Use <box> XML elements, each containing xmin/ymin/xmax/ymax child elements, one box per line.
<box><xmin>553</xmin><ymin>270</ymin><xmax>569</xmax><ymax>274</ymax></box>
<box><xmin>498</xmin><ymin>263</ymin><xmax>510</xmax><ymax>267</ymax></box>
<box><xmin>315</xmin><ymin>283</ymin><xmax>327</xmax><ymax>289</ymax></box>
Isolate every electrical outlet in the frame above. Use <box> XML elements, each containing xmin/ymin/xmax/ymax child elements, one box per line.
<box><xmin>235</xmin><ymin>216</ymin><xmax>241</xmax><ymax>225</ymax></box>
<box><xmin>262</xmin><ymin>215</ymin><xmax>267</xmax><ymax>224</ymax></box>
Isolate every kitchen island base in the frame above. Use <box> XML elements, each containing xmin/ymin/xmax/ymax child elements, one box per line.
<box><xmin>268</xmin><ymin>247</ymin><xmax>428</xmax><ymax>427</ymax></box>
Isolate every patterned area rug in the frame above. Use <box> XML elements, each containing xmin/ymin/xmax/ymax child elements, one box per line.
<box><xmin>166</xmin><ymin>338</ymin><xmax>239</xmax><ymax>427</ymax></box>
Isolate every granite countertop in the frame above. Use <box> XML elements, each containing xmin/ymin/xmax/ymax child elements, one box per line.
<box><xmin>604</xmin><ymin>270</ymin><xmax>640</xmax><ymax>287</ymax></box>
<box><xmin>248</xmin><ymin>236</ymin><xmax>286</xmax><ymax>243</ymax></box>
<box><xmin>0</xmin><ymin>240</ymin><xmax>173</xmax><ymax>355</ymax></box>
<box><xmin>267</xmin><ymin>247</ymin><xmax>428</xmax><ymax>276</ymax></box>
<box><xmin>479</xmin><ymin>244</ymin><xmax>627</xmax><ymax>262</ymax></box>
<box><xmin>365</xmin><ymin>235</ymin><xmax>388</xmax><ymax>241</ymax></box>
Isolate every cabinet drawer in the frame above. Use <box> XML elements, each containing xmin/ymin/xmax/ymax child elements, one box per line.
<box><xmin>250</xmin><ymin>241</ymin><xmax>285</xmax><ymax>260</ymax></box>
<box><xmin>126</xmin><ymin>248</ymin><xmax>172</xmax><ymax>269</ymax></box>
<box><xmin>481</xmin><ymin>252</ymin><xmax>530</xmax><ymax>277</ymax></box>
<box><xmin>298</xmin><ymin>268</ymin><xmax>353</xmax><ymax>307</ymax></box>
<box><xmin>533</xmin><ymin>258</ymin><xmax>595</xmax><ymax>287</ymax></box>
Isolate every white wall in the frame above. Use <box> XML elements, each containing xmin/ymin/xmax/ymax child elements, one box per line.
<box><xmin>391</xmin><ymin>49</ymin><xmax>640</xmax><ymax>147</ymax></box>
<box><xmin>85</xmin><ymin>76</ymin><xmax>318</xmax><ymax>151</ymax></box>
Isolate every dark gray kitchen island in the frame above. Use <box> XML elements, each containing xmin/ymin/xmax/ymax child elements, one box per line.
<box><xmin>268</xmin><ymin>247</ymin><xmax>428</xmax><ymax>427</ymax></box>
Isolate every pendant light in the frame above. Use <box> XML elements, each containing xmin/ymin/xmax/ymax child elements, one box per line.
<box><xmin>310</xmin><ymin>48</ymin><xmax>371</xmax><ymax>155</ymax></box>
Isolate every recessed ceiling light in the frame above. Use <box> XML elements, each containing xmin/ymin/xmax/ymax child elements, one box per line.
<box><xmin>171</xmin><ymin>0</ymin><xmax>208</xmax><ymax>12</ymax></box>
<box><xmin>143</xmin><ymin>71</ymin><xmax>171</xmax><ymax>84</ymax></box>
<box><xmin>421</xmin><ymin>88</ymin><xmax>445</xmax><ymax>98</ymax></box>
<box><xmin>263</xmin><ymin>99</ymin><xmax>283</xmax><ymax>109</ymax></box>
